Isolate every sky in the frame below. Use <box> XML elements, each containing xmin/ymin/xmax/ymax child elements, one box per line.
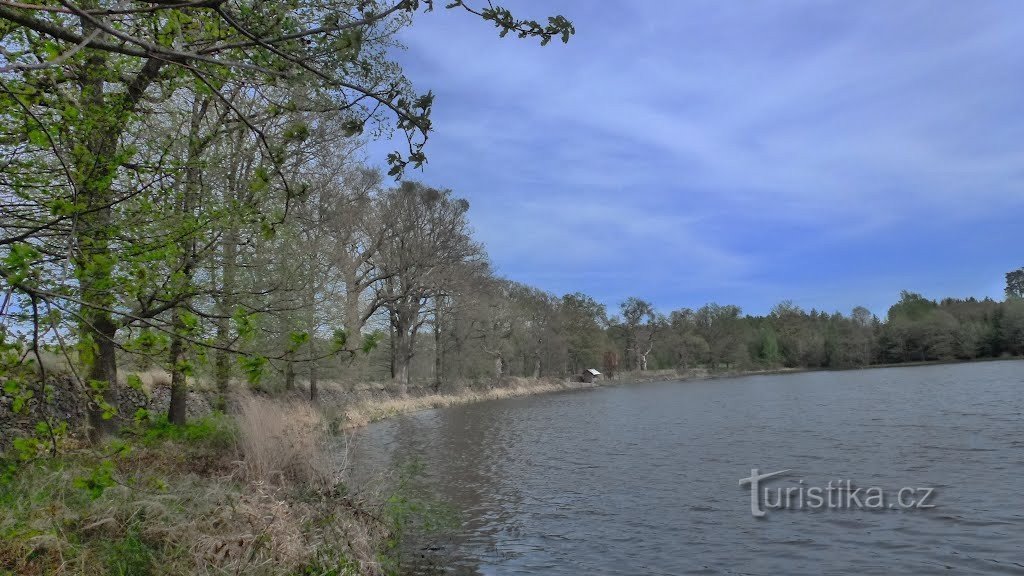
<box><xmin>365</xmin><ymin>0</ymin><xmax>1024</xmax><ymax>318</ymax></box>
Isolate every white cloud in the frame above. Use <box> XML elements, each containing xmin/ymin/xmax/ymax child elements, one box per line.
<box><xmin>365</xmin><ymin>0</ymin><xmax>1024</xmax><ymax>309</ymax></box>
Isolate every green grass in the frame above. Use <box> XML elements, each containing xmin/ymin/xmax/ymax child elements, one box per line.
<box><xmin>134</xmin><ymin>412</ymin><xmax>237</xmax><ymax>449</ymax></box>
<box><xmin>102</xmin><ymin>524</ymin><xmax>156</xmax><ymax>576</ymax></box>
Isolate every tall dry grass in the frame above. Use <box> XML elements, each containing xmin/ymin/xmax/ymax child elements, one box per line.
<box><xmin>340</xmin><ymin>377</ymin><xmax>593</xmax><ymax>428</ymax></box>
<box><xmin>120</xmin><ymin>367</ymin><xmax>172</xmax><ymax>392</ymax></box>
<box><xmin>232</xmin><ymin>394</ymin><xmax>386</xmax><ymax>574</ymax></box>
<box><xmin>234</xmin><ymin>394</ymin><xmax>336</xmax><ymax>488</ymax></box>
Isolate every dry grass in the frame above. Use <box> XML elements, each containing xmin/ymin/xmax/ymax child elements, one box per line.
<box><xmin>1</xmin><ymin>400</ymin><xmax>391</xmax><ymax>576</ymax></box>
<box><xmin>235</xmin><ymin>393</ymin><xmax>336</xmax><ymax>489</ymax></box>
<box><xmin>340</xmin><ymin>376</ymin><xmax>593</xmax><ymax>428</ymax></box>
<box><xmin>16</xmin><ymin>351</ymin><xmax>174</xmax><ymax>393</ymax></box>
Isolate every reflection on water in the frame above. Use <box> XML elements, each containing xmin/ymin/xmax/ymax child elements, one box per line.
<box><xmin>346</xmin><ymin>361</ymin><xmax>1024</xmax><ymax>575</ymax></box>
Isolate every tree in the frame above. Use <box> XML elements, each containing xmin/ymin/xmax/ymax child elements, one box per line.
<box><xmin>561</xmin><ymin>292</ymin><xmax>607</xmax><ymax>374</ymax></box>
<box><xmin>0</xmin><ymin>0</ymin><xmax>574</xmax><ymax>436</ymax></box>
<box><xmin>1007</xmin><ymin>267</ymin><xmax>1024</xmax><ymax>299</ymax></box>
<box><xmin>1001</xmin><ymin>299</ymin><xmax>1024</xmax><ymax>356</ymax></box>
<box><xmin>506</xmin><ymin>283</ymin><xmax>561</xmax><ymax>379</ymax></box>
<box><xmin>758</xmin><ymin>326</ymin><xmax>781</xmax><ymax>366</ymax></box>
<box><xmin>695</xmin><ymin>303</ymin><xmax>746</xmax><ymax>369</ymax></box>
<box><xmin>619</xmin><ymin>297</ymin><xmax>663</xmax><ymax>371</ymax></box>
<box><xmin>376</xmin><ymin>183</ymin><xmax>481</xmax><ymax>393</ymax></box>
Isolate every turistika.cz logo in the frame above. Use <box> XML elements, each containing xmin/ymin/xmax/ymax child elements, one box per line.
<box><xmin>739</xmin><ymin>468</ymin><xmax>937</xmax><ymax>517</ymax></box>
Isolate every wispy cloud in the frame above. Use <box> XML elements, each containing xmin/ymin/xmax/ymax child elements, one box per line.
<box><xmin>367</xmin><ymin>0</ymin><xmax>1024</xmax><ymax>314</ymax></box>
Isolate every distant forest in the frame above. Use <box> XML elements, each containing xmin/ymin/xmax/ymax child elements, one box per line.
<box><xmin>598</xmin><ymin>289</ymin><xmax>1024</xmax><ymax>376</ymax></box>
<box><xmin>366</xmin><ymin>280</ymin><xmax>1024</xmax><ymax>385</ymax></box>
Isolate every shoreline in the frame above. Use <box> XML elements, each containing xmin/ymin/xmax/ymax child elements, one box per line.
<box><xmin>337</xmin><ymin>378</ymin><xmax>598</xmax><ymax>429</ymax></box>
<box><xmin>334</xmin><ymin>356</ymin><xmax>1024</xmax><ymax>429</ymax></box>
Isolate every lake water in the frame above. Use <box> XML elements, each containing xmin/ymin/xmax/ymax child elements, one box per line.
<box><xmin>347</xmin><ymin>361</ymin><xmax>1024</xmax><ymax>575</ymax></box>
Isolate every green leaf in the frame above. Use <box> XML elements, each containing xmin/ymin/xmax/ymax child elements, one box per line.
<box><xmin>126</xmin><ymin>374</ymin><xmax>143</xmax><ymax>391</ymax></box>
<box><xmin>361</xmin><ymin>332</ymin><xmax>382</xmax><ymax>354</ymax></box>
<box><xmin>330</xmin><ymin>329</ymin><xmax>348</xmax><ymax>352</ymax></box>
<box><xmin>238</xmin><ymin>355</ymin><xmax>267</xmax><ymax>385</ymax></box>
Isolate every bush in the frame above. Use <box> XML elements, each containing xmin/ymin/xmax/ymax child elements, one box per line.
<box><xmin>135</xmin><ymin>412</ymin><xmax>236</xmax><ymax>449</ymax></box>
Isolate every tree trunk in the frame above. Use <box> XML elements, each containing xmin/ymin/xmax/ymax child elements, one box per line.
<box><xmin>494</xmin><ymin>353</ymin><xmax>504</xmax><ymax>383</ymax></box>
<box><xmin>84</xmin><ymin>315</ymin><xmax>118</xmax><ymax>442</ymax></box>
<box><xmin>392</xmin><ymin>312</ymin><xmax>412</xmax><ymax>395</ymax></box>
<box><xmin>309</xmin><ymin>360</ymin><xmax>318</xmax><ymax>402</ymax></box>
<box><xmin>213</xmin><ymin>124</ymin><xmax>245</xmax><ymax>408</ymax></box>
<box><xmin>307</xmin><ymin>304</ymin><xmax>318</xmax><ymax>402</ymax></box>
<box><xmin>388</xmin><ymin>317</ymin><xmax>396</xmax><ymax>380</ymax></box>
<box><xmin>167</xmin><ymin>309</ymin><xmax>187</xmax><ymax>426</ymax></box>
<box><xmin>167</xmin><ymin>96</ymin><xmax>206</xmax><ymax>425</ymax></box>
<box><xmin>306</xmin><ymin>270</ymin><xmax>319</xmax><ymax>401</ymax></box>
<box><xmin>393</xmin><ymin>335</ymin><xmax>411</xmax><ymax>395</ymax></box>
<box><xmin>342</xmin><ymin>272</ymin><xmax>364</xmax><ymax>353</ymax></box>
<box><xmin>75</xmin><ymin>42</ymin><xmax>122</xmax><ymax>442</ymax></box>
<box><xmin>213</xmin><ymin>224</ymin><xmax>237</xmax><ymax>408</ymax></box>
<box><xmin>284</xmin><ymin>351</ymin><xmax>296</xmax><ymax>390</ymax></box>
<box><xmin>394</xmin><ymin>362</ymin><xmax>409</xmax><ymax>395</ymax></box>
<box><xmin>433</xmin><ymin>297</ymin><xmax>444</xmax><ymax>392</ymax></box>
<box><xmin>532</xmin><ymin>352</ymin><xmax>541</xmax><ymax>378</ymax></box>
<box><xmin>72</xmin><ymin>18</ymin><xmax>164</xmax><ymax>441</ymax></box>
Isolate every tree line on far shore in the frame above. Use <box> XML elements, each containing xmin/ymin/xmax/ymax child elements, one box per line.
<box><xmin>347</xmin><ymin>280</ymin><xmax>1024</xmax><ymax>387</ymax></box>
<box><xmin>604</xmin><ymin>289</ymin><xmax>1024</xmax><ymax>376</ymax></box>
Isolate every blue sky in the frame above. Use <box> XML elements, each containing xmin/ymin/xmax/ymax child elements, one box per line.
<box><xmin>366</xmin><ymin>1</ymin><xmax>1024</xmax><ymax>317</ymax></box>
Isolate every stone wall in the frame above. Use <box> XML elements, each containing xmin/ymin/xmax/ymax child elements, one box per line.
<box><xmin>1</xmin><ymin>375</ymin><xmax>213</xmax><ymax>450</ymax></box>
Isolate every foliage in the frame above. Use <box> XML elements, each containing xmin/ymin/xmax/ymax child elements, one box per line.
<box><xmin>101</xmin><ymin>523</ymin><xmax>157</xmax><ymax>576</ymax></box>
<box><xmin>0</xmin><ymin>407</ymin><xmax>404</xmax><ymax>575</ymax></box>
<box><xmin>0</xmin><ymin>0</ymin><xmax>575</xmax><ymax>440</ymax></box>
<box><xmin>379</xmin><ymin>459</ymin><xmax>459</xmax><ymax>572</ymax></box>
<box><xmin>135</xmin><ymin>412</ymin><xmax>237</xmax><ymax>450</ymax></box>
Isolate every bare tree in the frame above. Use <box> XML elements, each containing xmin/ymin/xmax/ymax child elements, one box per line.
<box><xmin>375</xmin><ymin>183</ymin><xmax>481</xmax><ymax>393</ymax></box>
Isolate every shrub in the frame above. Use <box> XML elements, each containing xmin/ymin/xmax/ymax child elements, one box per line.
<box><xmin>136</xmin><ymin>412</ymin><xmax>236</xmax><ymax>450</ymax></box>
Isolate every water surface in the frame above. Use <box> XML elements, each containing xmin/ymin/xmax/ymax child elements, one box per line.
<box><xmin>348</xmin><ymin>361</ymin><xmax>1024</xmax><ymax>575</ymax></box>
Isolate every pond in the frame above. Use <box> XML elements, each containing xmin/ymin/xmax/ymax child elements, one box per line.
<box><xmin>348</xmin><ymin>361</ymin><xmax>1024</xmax><ymax>574</ymax></box>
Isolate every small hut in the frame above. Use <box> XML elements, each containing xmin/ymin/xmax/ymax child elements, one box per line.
<box><xmin>581</xmin><ymin>368</ymin><xmax>603</xmax><ymax>383</ymax></box>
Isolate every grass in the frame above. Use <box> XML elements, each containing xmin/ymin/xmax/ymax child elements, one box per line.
<box><xmin>0</xmin><ymin>398</ymin><xmax>397</xmax><ymax>576</ymax></box>
<box><xmin>136</xmin><ymin>413</ymin><xmax>236</xmax><ymax>448</ymax></box>
<box><xmin>235</xmin><ymin>395</ymin><xmax>335</xmax><ymax>488</ymax></box>
<box><xmin>338</xmin><ymin>377</ymin><xmax>594</xmax><ymax>428</ymax></box>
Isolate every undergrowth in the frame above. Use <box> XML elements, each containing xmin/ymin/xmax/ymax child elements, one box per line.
<box><xmin>0</xmin><ymin>398</ymin><xmax>443</xmax><ymax>575</ymax></box>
